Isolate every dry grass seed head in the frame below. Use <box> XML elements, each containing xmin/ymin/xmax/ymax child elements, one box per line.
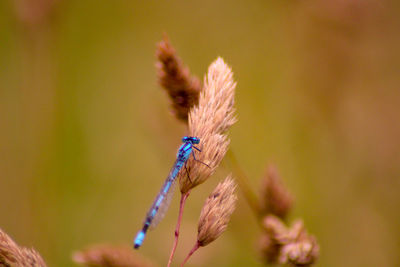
<box><xmin>179</xmin><ymin>58</ymin><xmax>237</xmax><ymax>193</ymax></box>
<box><xmin>0</xmin><ymin>228</ymin><xmax>47</xmax><ymax>267</ymax></box>
<box><xmin>156</xmin><ymin>35</ymin><xmax>202</xmax><ymax>122</ymax></box>
<box><xmin>259</xmin><ymin>165</ymin><xmax>294</xmax><ymax>219</ymax></box>
<box><xmin>73</xmin><ymin>244</ymin><xmax>154</xmax><ymax>267</ymax></box>
<box><xmin>260</xmin><ymin>216</ymin><xmax>319</xmax><ymax>266</ymax></box>
<box><xmin>279</xmin><ymin>237</ymin><xmax>319</xmax><ymax>267</ymax></box>
<box><xmin>197</xmin><ymin>175</ymin><xmax>237</xmax><ymax>246</ymax></box>
<box><xmin>278</xmin><ymin>220</ymin><xmax>319</xmax><ymax>266</ymax></box>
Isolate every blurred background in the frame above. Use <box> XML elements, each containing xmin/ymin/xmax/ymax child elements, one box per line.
<box><xmin>1</xmin><ymin>0</ymin><xmax>399</xmax><ymax>266</ymax></box>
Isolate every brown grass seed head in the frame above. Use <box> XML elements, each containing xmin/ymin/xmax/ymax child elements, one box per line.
<box><xmin>179</xmin><ymin>57</ymin><xmax>237</xmax><ymax>193</ymax></box>
<box><xmin>156</xmin><ymin>35</ymin><xmax>202</xmax><ymax>122</ymax></box>
<box><xmin>260</xmin><ymin>215</ymin><xmax>319</xmax><ymax>266</ymax></box>
<box><xmin>73</xmin><ymin>244</ymin><xmax>154</xmax><ymax>267</ymax></box>
<box><xmin>0</xmin><ymin>228</ymin><xmax>47</xmax><ymax>267</ymax></box>
<box><xmin>197</xmin><ymin>175</ymin><xmax>237</xmax><ymax>247</ymax></box>
<box><xmin>259</xmin><ymin>165</ymin><xmax>294</xmax><ymax>219</ymax></box>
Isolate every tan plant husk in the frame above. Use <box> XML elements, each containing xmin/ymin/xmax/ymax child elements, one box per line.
<box><xmin>179</xmin><ymin>58</ymin><xmax>237</xmax><ymax>193</ymax></box>
<box><xmin>197</xmin><ymin>175</ymin><xmax>237</xmax><ymax>246</ymax></box>
<box><xmin>181</xmin><ymin>176</ymin><xmax>237</xmax><ymax>267</ymax></box>
<box><xmin>260</xmin><ymin>215</ymin><xmax>319</xmax><ymax>266</ymax></box>
<box><xmin>0</xmin><ymin>228</ymin><xmax>47</xmax><ymax>267</ymax></box>
<box><xmin>156</xmin><ymin>35</ymin><xmax>202</xmax><ymax>122</ymax></box>
<box><xmin>259</xmin><ymin>165</ymin><xmax>294</xmax><ymax>219</ymax></box>
<box><xmin>73</xmin><ymin>244</ymin><xmax>154</xmax><ymax>267</ymax></box>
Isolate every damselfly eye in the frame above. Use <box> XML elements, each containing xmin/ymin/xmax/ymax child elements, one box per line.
<box><xmin>182</xmin><ymin>136</ymin><xmax>200</xmax><ymax>144</ymax></box>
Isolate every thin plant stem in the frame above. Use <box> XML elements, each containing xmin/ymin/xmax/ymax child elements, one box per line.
<box><xmin>226</xmin><ymin>150</ymin><xmax>262</xmax><ymax>221</ymax></box>
<box><xmin>167</xmin><ymin>190</ymin><xmax>191</xmax><ymax>267</ymax></box>
<box><xmin>181</xmin><ymin>241</ymin><xmax>200</xmax><ymax>267</ymax></box>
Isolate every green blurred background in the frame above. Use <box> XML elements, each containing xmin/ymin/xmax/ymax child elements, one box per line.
<box><xmin>1</xmin><ymin>0</ymin><xmax>400</xmax><ymax>266</ymax></box>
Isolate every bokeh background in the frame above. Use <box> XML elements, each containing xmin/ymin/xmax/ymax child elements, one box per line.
<box><xmin>1</xmin><ymin>0</ymin><xmax>400</xmax><ymax>266</ymax></box>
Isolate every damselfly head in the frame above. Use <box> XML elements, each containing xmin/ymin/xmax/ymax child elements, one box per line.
<box><xmin>182</xmin><ymin>136</ymin><xmax>200</xmax><ymax>144</ymax></box>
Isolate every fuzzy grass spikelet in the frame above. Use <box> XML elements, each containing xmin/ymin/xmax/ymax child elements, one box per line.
<box><xmin>179</xmin><ymin>58</ymin><xmax>237</xmax><ymax>193</ymax></box>
<box><xmin>260</xmin><ymin>215</ymin><xmax>319</xmax><ymax>266</ymax></box>
<box><xmin>181</xmin><ymin>176</ymin><xmax>237</xmax><ymax>266</ymax></box>
<box><xmin>259</xmin><ymin>165</ymin><xmax>294</xmax><ymax>219</ymax></box>
<box><xmin>73</xmin><ymin>244</ymin><xmax>154</xmax><ymax>267</ymax></box>
<box><xmin>197</xmin><ymin>175</ymin><xmax>237</xmax><ymax>246</ymax></box>
<box><xmin>0</xmin><ymin>228</ymin><xmax>47</xmax><ymax>267</ymax></box>
<box><xmin>156</xmin><ymin>35</ymin><xmax>202</xmax><ymax>122</ymax></box>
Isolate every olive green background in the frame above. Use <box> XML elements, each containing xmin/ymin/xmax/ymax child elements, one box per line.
<box><xmin>1</xmin><ymin>1</ymin><xmax>400</xmax><ymax>266</ymax></box>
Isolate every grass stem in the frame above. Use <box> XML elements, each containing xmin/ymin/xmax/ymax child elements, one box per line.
<box><xmin>167</xmin><ymin>190</ymin><xmax>191</xmax><ymax>267</ymax></box>
<box><xmin>226</xmin><ymin>150</ymin><xmax>262</xmax><ymax>221</ymax></box>
<box><xmin>180</xmin><ymin>241</ymin><xmax>200</xmax><ymax>267</ymax></box>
